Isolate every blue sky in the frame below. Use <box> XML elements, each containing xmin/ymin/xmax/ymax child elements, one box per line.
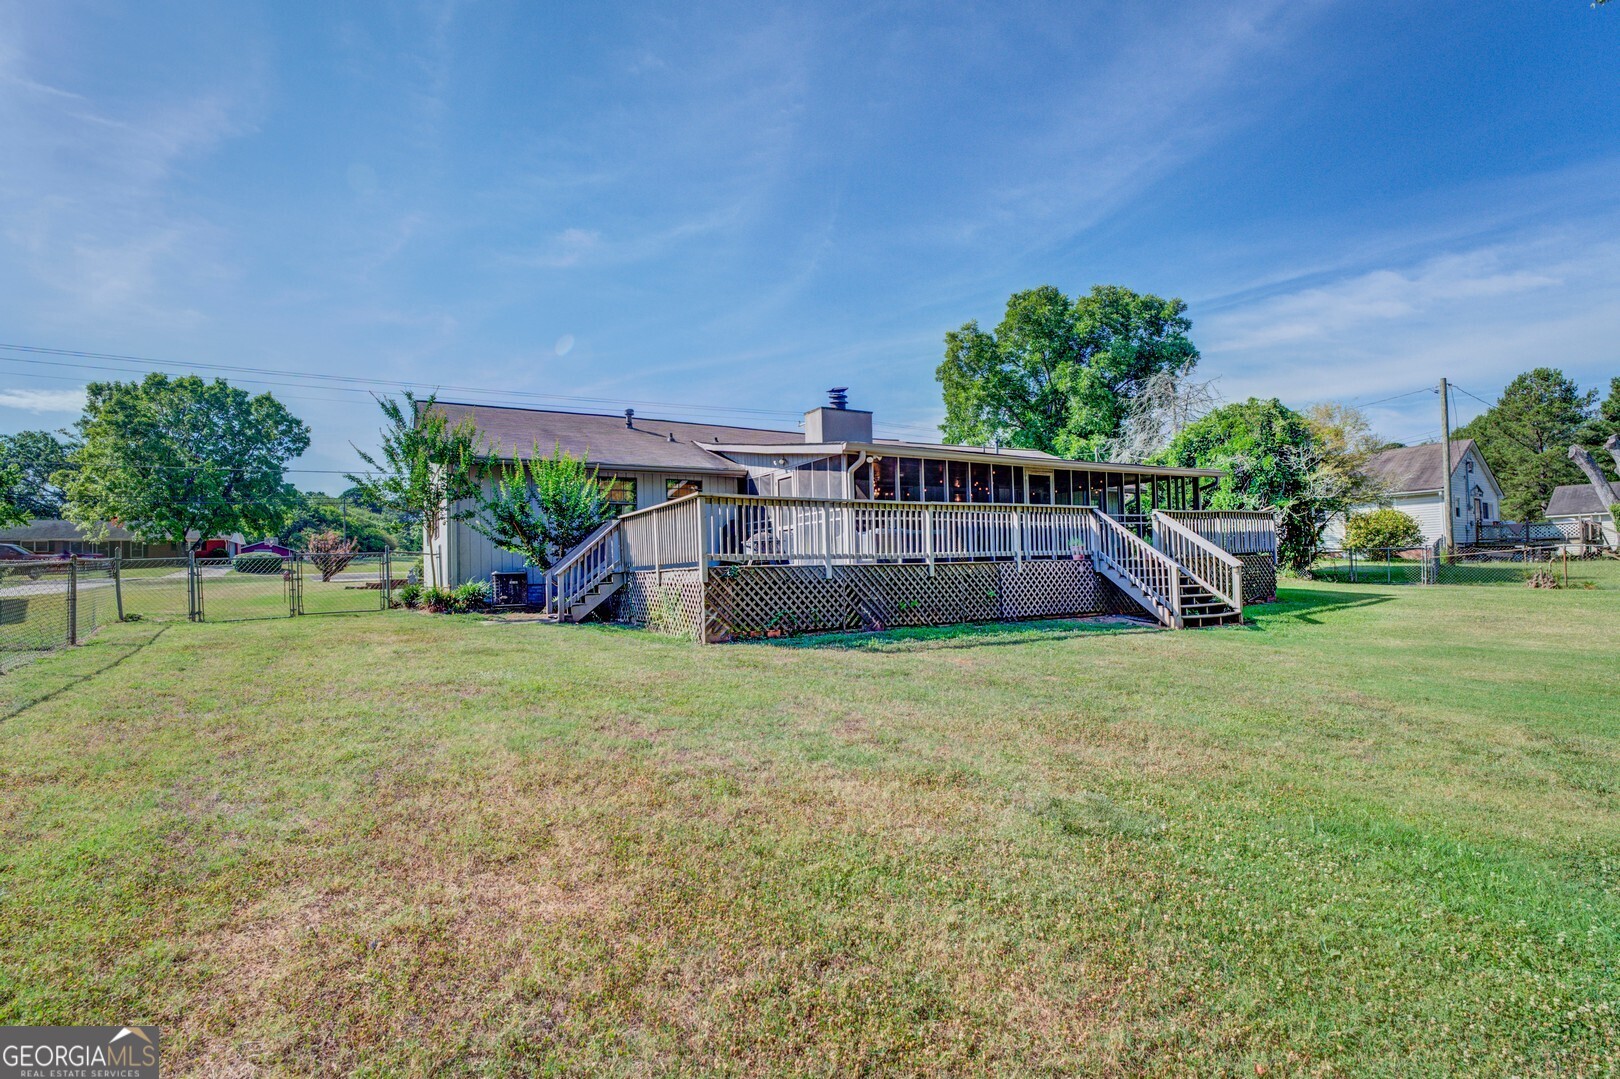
<box><xmin>2</xmin><ymin>1</ymin><xmax>1617</xmax><ymax>489</ymax></box>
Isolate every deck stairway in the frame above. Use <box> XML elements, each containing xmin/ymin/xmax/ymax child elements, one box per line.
<box><xmin>1176</xmin><ymin>580</ymin><xmax>1241</xmax><ymax>627</ymax></box>
<box><xmin>544</xmin><ymin>519</ymin><xmax>622</xmax><ymax>622</ymax></box>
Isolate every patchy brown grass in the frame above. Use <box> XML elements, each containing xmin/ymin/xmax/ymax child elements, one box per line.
<box><xmin>1</xmin><ymin>578</ymin><xmax>1618</xmax><ymax>1074</ymax></box>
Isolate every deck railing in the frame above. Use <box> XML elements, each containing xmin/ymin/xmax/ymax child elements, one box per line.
<box><xmin>1151</xmin><ymin>511</ymin><xmax>1242</xmax><ymax>613</ymax></box>
<box><xmin>543</xmin><ymin>518</ymin><xmax>620</xmax><ymax>616</ymax></box>
<box><xmin>621</xmin><ymin>494</ymin><xmax>1102</xmax><ymax>573</ymax></box>
<box><xmin>548</xmin><ymin>495</ymin><xmax>1261</xmax><ymax>621</ymax></box>
<box><xmin>1086</xmin><ymin>508</ymin><xmax>1182</xmax><ymax>627</ymax></box>
<box><xmin>1157</xmin><ymin>510</ymin><xmax>1276</xmax><ymax>556</ymax></box>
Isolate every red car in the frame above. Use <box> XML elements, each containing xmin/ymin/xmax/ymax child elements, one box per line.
<box><xmin>0</xmin><ymin>543</ymin><xmax>47</xmax><ymax>578</ymax></box>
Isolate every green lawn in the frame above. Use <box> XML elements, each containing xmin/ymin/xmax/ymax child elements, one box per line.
<box><xmin>1</xmin><ymin>577</ymin><xmax>1617</xmax><ymax>1074</ymax></box>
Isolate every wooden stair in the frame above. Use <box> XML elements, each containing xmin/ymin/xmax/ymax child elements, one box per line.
<box><xmin>1176</xmin><ymin>579</ymin><xmax>1241</xmax><ymax>628</ymax></box>
<box><xmin>561</xmin><ymin>572</ymin><xmax>622</xmax><ymax>623</ymax></box>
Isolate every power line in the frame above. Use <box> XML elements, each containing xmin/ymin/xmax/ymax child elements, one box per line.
<box><xmin>0</xmin><ymin>341</ymin><xmax>947</xmax><ymax>438</ymax></box>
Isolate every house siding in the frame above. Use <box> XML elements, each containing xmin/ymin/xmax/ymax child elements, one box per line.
<box><xmin>1324</xmin><ymin>445</ymin><xmax>1505</xmax><ymax>547</ymax></box>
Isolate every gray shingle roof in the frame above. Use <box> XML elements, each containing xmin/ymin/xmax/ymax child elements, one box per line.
<box><xmin>1362</xmin><ymin>440</ymin><xmax>1476</xmax><ymax>494</ymax></box>
<box><xmin>0</xmin><ymin>518</ymin><xmax>137</xmax><ymax>542</ymax></box>
<box><xmin>430</xmin><ymin>402</ymin><xmax>802</xmax><ymax>474</ymax></box>
<box><xmin>1545</xmin><ymin>481</ymin><xmax>1620</xmax><ymax>518</ymax></box>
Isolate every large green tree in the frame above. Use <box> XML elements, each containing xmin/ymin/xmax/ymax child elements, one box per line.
<box><xmin>473</xmin><ymin>443</ymin><xmax>613</xmax><ymax>570</ymax></box>
<box><xmin>0</xmin><ymin>429</ymin><xmax>76</xmax><ymax>518</ymax></box>
<box><xmin>1158</xmin><ymin>398</ymin><xmax>1347</xmax><ymax>572</ymax></box>
<box><xmin>1454</xmin><ymin>368</ymin><xmax>1599</xmax><ymax>521</ymax></box>
<box><xmin>346</xmin><ymin>392</ymin><xmax>484</xmax><ymax>581</ymax></box>
<box><xmin>937</xmin><ymin>284</ymin><xmax>1199</xmax><ymax>460</ymax></box>
<box><xmin>59</xmin><ymin>374</ymin><xmax>310</xmax><ymax>550</ymax></box>
<box><xmin>0</xmin><ymin>463</ymin><xmax>29</xmax><ymax>528</ymax></box>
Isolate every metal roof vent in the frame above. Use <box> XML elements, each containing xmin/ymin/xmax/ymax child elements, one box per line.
<box><xmin>827</xmin><ymin>387</ymin><xmax>849</xmax><ymax>410</ymax></box>
<box><xmin>667</xmin><ymin>432</ymin><xmax>677</xmax><ymax>442</ymax></box>
<box><xmin>624</xmin><ymin>408</ymin><xmax>635</xmax><ymax>429</ymax></box>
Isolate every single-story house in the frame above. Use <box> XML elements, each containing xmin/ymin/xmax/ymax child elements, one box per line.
<box><xmin>0</xmin><ymin>519</ymin><xmax>244</xmax><ymax>559</ymax></box>
<box><xmin>237</xmin><ymin>540</ymin><xmax>295</xmax><ymax>558</ymax></box>
<box><xmin>1323</xmin><ymin>439</ymin><xmax>1505</xmax><ymax>547</ymax></box>
<box><xmin>1543</xmin><ymin>480</ymin><xmax>1620</xmax><ymax>547</ymax></box>
<box><xmin>426</xmin><ymin>391</ymin><xmax>1280</xmax><ymax>637</ymax></box>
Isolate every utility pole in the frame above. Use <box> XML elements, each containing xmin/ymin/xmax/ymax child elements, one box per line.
<box><xmin>1439</xmin><ymin>378</ymin><xmax>1455</xmax><ymax>553</ymax></box>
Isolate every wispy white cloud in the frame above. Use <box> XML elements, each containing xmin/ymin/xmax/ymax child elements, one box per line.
<box><xmin>0</xmin><ymin>387</ymin><xmax>87</xmax><ymax>413</ymax></box>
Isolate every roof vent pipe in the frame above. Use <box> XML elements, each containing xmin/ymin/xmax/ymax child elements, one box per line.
<box><xmin>828</xmin><ymin>387</ymin><xmax>849</xmax><ymax>410</ymax></box>
<box><xmin>624</xmin><ymin>408</ymin><xmax>635</xmax><ymax>429</ymax></box>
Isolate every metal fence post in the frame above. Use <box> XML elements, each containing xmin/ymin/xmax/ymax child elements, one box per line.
<box><xmin>188</xmin><ymin>550</ymin><xmax>198</xmax><ymax>621</ymax></box>
<box><xmin>67</xmin><ymin>554</ymin><xmax>78</xmax><ymax>645</ymax></box>
<box><xmin>383</xmin><ymin>549</ymin><xmax>392</xmax><ymax>609</ymax></box>
<box><xmin>113</xmin><ymin>549</ymin><xmax>125</xmax><ymax>621</ymax></box>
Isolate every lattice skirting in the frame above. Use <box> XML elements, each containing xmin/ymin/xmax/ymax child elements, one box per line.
<box><xmin>1238</xmin><ymin>552</ymin><xmax>1277</xmax><ymax>604</ymax></box>
<box><xmin>701</xmin><ymin>558</ymin><xmax>1107</xmax><ymax>641</ymax></box>
<box><xmin>613</xmin><ymin>569</ymin><xmax>705</xmax><ymax>639</ymax></box>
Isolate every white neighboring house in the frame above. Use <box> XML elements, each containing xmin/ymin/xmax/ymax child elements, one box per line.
<box><xmin>1543</xmin><ymin>480</ymin><xmax>1620</xmax><ymax>546</ymax></box>
<box><xmin>1324</xmin><ymin>440</ymin><xmax>1506</xmax><ymax>547</ymax></box>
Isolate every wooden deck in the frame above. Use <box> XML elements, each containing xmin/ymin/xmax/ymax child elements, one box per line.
<box><xmin>544</xmin><ymin>494</ymin><xmax>1277</xmax><ymax>638</ymax></box>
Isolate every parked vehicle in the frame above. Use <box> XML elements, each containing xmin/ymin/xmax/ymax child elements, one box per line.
<box><xmin>0</xmin><ymin>543</ymin><xmax>46</xmax><ymax>579</ymax></box>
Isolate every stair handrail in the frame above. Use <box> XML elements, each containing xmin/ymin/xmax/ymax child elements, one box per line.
<box><xmin>1087</xmin><ymin>508</ymin><xmax>1182</xmax><ymax>627</ymax></box>
<box><xmin>544</xmin><ymin>518</ymin><xmax>621</xmax><ymax>616</ymax></box>
<box><xmin>1151</xmin><ymin>511</ymin><xmax>1243</xmax><ymax>614</ymax></box>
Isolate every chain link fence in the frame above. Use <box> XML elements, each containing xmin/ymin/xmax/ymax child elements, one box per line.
<box><xmin>1</xmin><ymin>551</ymin><xmax>425</xmax><ymax>671</ymax></box>
<box><xmin>1313</xmin><ymin>543</ymin><xmax>1607</xmax><ymax>587</ymax></box>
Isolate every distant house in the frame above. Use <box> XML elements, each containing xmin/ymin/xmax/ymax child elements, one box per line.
<box><xmin>237</xmin><ymin>540</ymin><xmax>294</xmax><ymax>558</ymax></box>
<box><xmin>0</xmin><ymin>519</ymin><xmax>243</xmax><ymax>558</ymax></box>
<box><xmin>1324</xmin><ymin>440</ymin><xmax>1505</xmax><ymax>547</ymax></box>
<box><xmin>1543</xmin><ymin>481</ymin><xmax>1620</xmax><ymax>546</ymax></box>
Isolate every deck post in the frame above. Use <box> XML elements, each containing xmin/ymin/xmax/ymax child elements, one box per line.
<box><xmin>822</xmin><ymin>503</ymin><xmax>834</xmax><ymax>579</ymax></box>
<box><xmin>924</xmin><ymin>506</ymin><xmax>935</xmax><ymax>576</ymax></box>
<box><xmin>654</xmin><ymin>514</ymin><xmax>662</xmax><ymax>584</ymax></box>
<box><xmin>1013</xmin><ymin>510</ymin><xmax>1023</xmax><ymax>568</ymax></box>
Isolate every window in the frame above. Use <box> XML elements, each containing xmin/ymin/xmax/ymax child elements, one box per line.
<box><xmin>666</xmin><ymin>477</ymin><xmax>702</xmax><ymax>500</ymax></box>
<box><xmin>601</xmin><ymin>476</ymin><xmax>637</xmax><ymax>515</ymax></box>
<box><xmin>924</xmin><ymin>459</ymin><xmax>946</xmax><ymax>502</ymax></box>
<box><xmin>872</xmin><ymin>456</ymin><xmax>896</xmax><ymax>500</ymax></box>
<box><xmin>1483</xmin><ymin>501</ymin><xmax>1492</xmax><ymax>519</ymax></box>
<box><xmin>898</xmin><ymin>457</ymin><xmax>922</xmax><ymax>501</ymax></box>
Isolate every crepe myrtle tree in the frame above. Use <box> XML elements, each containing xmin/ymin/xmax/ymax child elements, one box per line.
<box><xmin>473</xmin><ymin>442</ymin><xmax>613</xmax><ymax>570</ymax></box>
<box><xmin>347</xmin><ymin>391</ymin><xmax>484</xmax><ymax>585</ymax></box>
<box><xmin>59</xmin><ymin>374</ymin><xmax>310</xmax><ymax>550</ymax></box>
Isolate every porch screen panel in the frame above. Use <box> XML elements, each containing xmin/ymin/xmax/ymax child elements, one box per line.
<box><xmin>924</xmin><ymin>459</ymin><xmax>946</xmax><ymax>502</ymax></box>
<box><xmin>898</xmin><ymin>457</ymin><xmax>922</xmax><ymax>501</ymax></box>
<box><xmin>970</xmin><ymin>463</ymin><xmax>991</xmax><ymax>503</ymax></box>
<box><xmin>872</xmin><ymin>456</ymin><xmax>896</xmax><ymax>500</ymax></box>
<box><xmin>851</xmin><ymin>455</ymin><xmax>872</xmax><ymax>500</ymax></box>
<box><xmin>948</xmin><ymin>461</ymin><xmax>969</xmax><ymax>503</ymax></box>
<box><xmin>992</xmin><ymin>464</ymin><xmax>1014</xmax><ymax>504</ymax></box>
<box><xmin>1054</xmin><ymin>470</ymin><xmax>1071</xmax><ymax>506</ymax></box>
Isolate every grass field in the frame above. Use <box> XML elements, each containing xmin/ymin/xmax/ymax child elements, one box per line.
<box><xmin>1</xmin><ymin>574</ymin><xmax>1617</xmax><ymax>1074</ymax></box>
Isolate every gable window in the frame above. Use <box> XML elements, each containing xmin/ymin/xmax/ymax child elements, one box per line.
<box><xmin>666</xmin><ymin>478</ymin><xmax>702</xmax><ymax>501</ymax></box>
<box><xmin>601</xmin><ymin>476</ymin><xmax>637</xmax><ymax>515</ymax></box>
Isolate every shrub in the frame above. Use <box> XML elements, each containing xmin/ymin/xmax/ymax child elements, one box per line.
<box><xmin>306</xmin><ymin>529</ymin><xmax>358</xmax><ymax>582</ymax></box>
<box><xmin>397</xmin><ymin>582</ymin><xmax>423</xmax><ymax>609</ymax></box>
<box><xmin>1343</xmin><ymin>508</ymin><xmax>1425</xmax><ymax>554</ymax></box>
<box><xmin>422</xmin><ymin>586</ymin><xmax>455</xmax><ymax>613</ymax></box>
<box><xmin>232</xmin><ymin>552</ymin><xmax>283</xmax><ymax>575</ymax></box>
<box><xmin>450</xmin><ymin>579</ymin><xmax>492</xmax><ymax>613</ymax></box>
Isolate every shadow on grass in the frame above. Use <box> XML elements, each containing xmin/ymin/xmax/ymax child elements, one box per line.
<box><xmin>1255</xmin><ymin>586</ymin><xmax>1395</xmax><ymax>626</ymax></box>
<box><xmin>0</xmin><ymin>624</ymin><xmax>170</xmax><ymax>722</ymax></box>
<box><xmin>758</xmin><ymin>616</ymin><xmax>1161</xmax><ymax>653</ymax></box>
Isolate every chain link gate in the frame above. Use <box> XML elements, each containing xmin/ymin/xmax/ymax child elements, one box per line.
<box><xmin>293</xmin><ymin>551</ymin><xmax>394</xmax><ymax>615</ymax></box>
